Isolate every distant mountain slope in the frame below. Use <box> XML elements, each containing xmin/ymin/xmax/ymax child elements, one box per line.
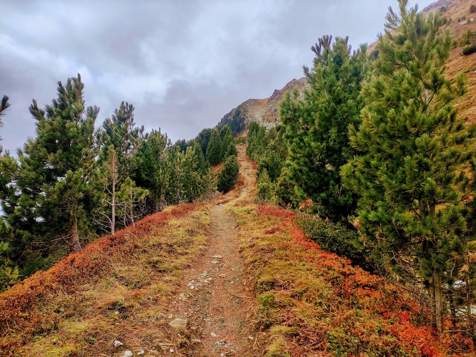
<box><xmin>218</xmin><ymin>0</ymin><xmax>475</xmax><ymax>133</ymax></box>
<box><xmin>424</xmin><ymin>0</ymin><xmax>476</xmax><ymax>123</ymax></box>
<box><xmin>217</xmin><ymin>78</ymin><xmax>307</xmax><ymax>132</ymax></box>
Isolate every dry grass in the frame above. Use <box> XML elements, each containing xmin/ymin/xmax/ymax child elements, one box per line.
<box><xmin>426</xmin><ymin>0</ymin><xmax>476</xmax><ymax>124</ymax></box>
<box><xmin>231</xmin><ymin>203</ymin><xmax>474</xmax><ymax>356</ymax></box>
<box><xmin>0</xmin><ymin>203</ymin><xmax>211</xmax><ymax>356</ymax></box>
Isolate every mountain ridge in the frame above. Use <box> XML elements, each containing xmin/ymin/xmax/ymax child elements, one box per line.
<box><xmin>218</xmin><ymin>0</ymin><xmax>475</xmax><ymax>131</ymax></box>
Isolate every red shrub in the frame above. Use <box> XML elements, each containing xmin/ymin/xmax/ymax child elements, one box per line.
<box><xmin>0</xmin><ymin>203</ymin><xmax>198</xmax><ymax>337</ymax></box>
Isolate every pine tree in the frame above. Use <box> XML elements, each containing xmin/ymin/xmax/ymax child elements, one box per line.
<box><xmin>0</xmin><ymin>96</ymin><xmax>9</xmax><ymax>135</ymax></box>
<box><xmin>217</xmin><ymin>155</ymin><xmax>239</xmax><ymax>193</ymax></box>
<box><xmin>196</xmin><ymin>128</ymin><xmax>213</xmax><ymax>156</ymax></box>
<box><xmin>6</xmin><ymin>74</ymin><xmax>97</xmax><ymax>255</ymax></box>
<box><xmin>206</xmin><ymin>128</ymin><xmax>223</xmax><ymax>165</ymax></box>
<box><xmin>280</xmin><ymin>35</ymin><xmax>367</xmax><ymax>221</ymax></box>
<box><xmin>341</xmin><ymin>0</ymin><xmax>474</xmax><ymax>332</ymax></box>
<box><xmin>257</xmin><ymin>168</ymin><xmax>273</xmax><ymax>201</ymax></box>
<box><xmin>246</xmin><ymin>122</ymin><xmax>266</xmax><ymax>160</ymax></box>
<box><xmin>0</xmin><ymin>106</ymin><xmax>19</xmax><ymax>289</ymax></box>
<box><xmin>92</xmin><ymin>146</ymin><xmax>119</xmax><ymax>234</ymax></box>
<box><xmin>220</xmin><ymin>126</ymin><xmax>236</xmax><ymax>157</ymax></box>
<box><xmin>116</xmin><ymin>177</ymin><xmax>148</xmax><ymax>227</ymax></box>
<box><xmin>178</xmin><ymin>143</ymin><xmax>210</xmax><ymax>201</ymax></box>
<box><xmin>97</xmin><ymin>101</ymin><xmax>143</xmax><ymax>180</ymax></box>
<box><xmin>133</xmin><ymin>130</ymin><xmax>170</xmax><ymax>211</ymax></box>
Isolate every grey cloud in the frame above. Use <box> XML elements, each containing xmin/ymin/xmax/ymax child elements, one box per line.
<box><xmin>0</xmin><ymin>0</ymin><xmax>434</xmax><ymax>151</ymax></box>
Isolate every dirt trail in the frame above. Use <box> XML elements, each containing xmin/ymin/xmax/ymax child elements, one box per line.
<box><xmin>167</xmin><ymin>145</ymin><xmax>256</xmax><ymax>356</ymax></box>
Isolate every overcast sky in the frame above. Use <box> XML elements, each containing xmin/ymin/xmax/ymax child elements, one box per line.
<box><xmin>0</xmin><ymin>0</ymin><xmax>434</xmax><ymax>151</ymax></box>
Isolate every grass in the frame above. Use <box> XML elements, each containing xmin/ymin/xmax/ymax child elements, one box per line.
<box><xmin>0</xmin><ymin>203</ymin><xmax>210</xmax><ymax>356</ymax></box>
<box><xmin>230</xmin><ymin>203</ymin><xmax>474</xmax><ymax>356</ymax></box>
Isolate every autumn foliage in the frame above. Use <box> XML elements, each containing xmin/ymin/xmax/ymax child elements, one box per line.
<box><xmin>238</xmin><ymin>204</ymin><xmax>474</xmax><ymax>356</ymax></box>
<box><xmin>0</xmin><ymin>203</ymin><xmax>198</xmax><ymax>351</ymax></box>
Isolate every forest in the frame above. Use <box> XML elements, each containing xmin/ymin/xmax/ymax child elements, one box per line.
<box><xmin>0</xmin><ymin>0</ymin><xmax>475</xmax><ymax>353</ymax></box>
<box><xmin>247</xmin><ymin>1</ymin><xmax>475</xmax><ymax>335</ymax></box>
<box><xmin>0</xmin><ymin>81</ymin><xmax>238</xmax><ymax>291</ymax></box>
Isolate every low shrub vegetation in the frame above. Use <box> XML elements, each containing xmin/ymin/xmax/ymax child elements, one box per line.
<box><xmin>297</xmin><ymin>214</ymin><xmax>378</xmax><ymax>272</ymax></box>
<box><xmin>231</xmin><ymin>203</ymin><xmax>473</xmax><ymax>355</ymax></box>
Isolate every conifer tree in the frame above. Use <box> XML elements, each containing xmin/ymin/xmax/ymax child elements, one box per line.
<box><xmin>206</xmin><ymin>128</ymin><xmax>223</xmax><ymax>165</ymax></box>
<box><xmin>22</xmin><ymin>75</ymin><xmax>98</xmax><ymax>252</ymax></box>
<box><xmin>133</xmin><ymin>130</ymin><xmax>170</xmax><ymax>211</ymax></box>
<box><xmin>97</xmin><ymin>101</ymin><xmax>143</xmax><ymax>179</ymax></box>
<box><xmin>116</xmin><ymin>177</ymin><xmax>148</xmax><ymax>227</ymax></box>
<box><xmin>92</xmin><ymin>145</ymin><xmax>119</xmax><ymax>234</ymax></box>
<box><xmin>341</xmin><ymin>0</ymin><xmax>474</xmax><ymax>332</ymax></box>
<box><xmin>0</xmin><ymin>96</ymin><xmax>19</xmax><ymax>289</ymax></box>
<box><xmin>220</xmin><ymin>125</ymin><xmax>236</xmax><ymax>157</ymax></box>
<box><xmin>246</xmin><ymin>122</ymin><xmax>266</xmax><ymax>160</ymax></box>
<box><xmin>217</xmin><ymin>155</ymin><xmax>239</xmax><ymax>193</ymax></box>
<box><xmin>178</xmin><ymin>142</ymin><xmax>210</xmax><ymax>201</ymax></box>
<box><xmin>0</xmin><ymin>96</ymin><xmax>9</xmax><ymax>134</ymax></box>
<box><xmin>280</xmin><ymin>35</ymin><xmax>367</xmax><ymax>221</ymax></box>
<box><xmin>196</xmin><ymin>128</ymin><xmax>212</xmax><ymax>156</ymax></box>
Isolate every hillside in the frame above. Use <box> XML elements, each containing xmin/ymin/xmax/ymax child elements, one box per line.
<box><xmin>217</xmin><ymin>78</ymin><xmax>307</xmax><ymax>131</ymax></box>
<box><xmin>1</xmin><ymin>1</ymin><xmax>476</xmax><ymax>356</ymax></box>
<box><xmin>0</xmin><ymin>145</ymin><xmax>472</xmax><ymax>356</ymax></box>
<box><xmin>424</xmin><ymin>0</ymin><xmax>476</xmax><ymax>123</ymax></box>
<box><xmin>218</xmin><ymin>0</ymin><xmax>475</xmax><ymax>132</ymax></box>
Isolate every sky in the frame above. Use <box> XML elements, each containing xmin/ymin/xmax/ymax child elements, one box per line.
<box><xmin>0</xmin><ymin>0</ymin><xmax>434</xmax><ymax>152</ymax></box>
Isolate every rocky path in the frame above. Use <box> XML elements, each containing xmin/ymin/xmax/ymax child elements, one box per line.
<box><xmin>167</xmin><ymin>144</ymin><xmax>256</xmax><ymax>356</ymax></box>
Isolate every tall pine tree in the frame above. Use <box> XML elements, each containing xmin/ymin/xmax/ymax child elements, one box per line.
<box><xmin>97</xmin><ymin>101</ymin><xmax>143</xmax><ymax>179</ymax></box>
<box><xmin>206</xmin><ymin>128</ymin><xmax>223</xmax><ymax>165</ymax></box>
<box><xmin>133</xmin><ymin>130</ymin><xmax>171</xmax><ymax>211</ymax></box>
<box><xmin>341</xmin><ymin>0</ymin><xmax>474</xmax><ymax>332</ymax></box>
<box><xmin>5</xmin><ymin>75</ymin><xmax>98</xmax><ymax>256</ymax></box>
<box><xmin>280</xmin><ymin>36</ymin><xmax>367</xmax><ymax>221</ymax></box>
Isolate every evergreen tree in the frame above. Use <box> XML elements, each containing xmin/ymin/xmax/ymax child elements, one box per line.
<box><xmin>0</xmin><ymin>96</ymin><xmax>9</xmax><ymax>140</ymax></box>
<box><xmin>173</xmin><ymin>139</ymin><xmax>189</xmax><ymax>153</ymax></box>
<box><xmin>3</xmin><ymin>75</ymin><xmax>97</xmax><ymax>258</ymax></box>
<box><xmin>341</xmin><ymin>0</ymin><xmax>474</xmax><ymax>332</ymax></box>
<box><xmin>217</xmin><ymin>155</ymin><xmax>239</xmax><ymax>193</ymax></box>
<box><xmin>116</xmin><ymin>177</ymin><xmax>148</xmax><ymax>227</ymax></box>
<box><xmin>196</xmin><ymin>128</ymin><xmax>212</xmax><ymax>156</ymax></box>
<box><xmin>246</xmin><ymin>122</ymin><xmax>266</xmax><ymax>160</ymax></box>
<box><xmin>257</xmin><ymin>168</ymin><xmax>273</xmax><ymax>201</ymax></box>
<box><xmin>0</xmin><ymin>97</ymin><xmax>18</xmax><ymax>289</ymax></box>
<box><xmin>220</xmin><ymin>125</ymin><xmax>236</xmax><ymax>157</ymax></box>
<box><xmin>280</xmin><ymin>35</ymin><xmax>367</xmax><ymax>221</ymax></box>
<box><xmin>178</xmin><ymin>142</ymin><xmax>211</xmax><ymax>201</ymax></box>
<box><xmin>92</xmin><ymin>145</ymin><xmax>119</xmax><ymax>234</ymax></box>
<box><xmin>206</xmin><ymin>128</ymin><xmax>223</xmax><ymax>165</ymax></box>
<box><xmin>97</xmin><ymin>101</ymin><xmax>143</xmax><ymax>179</ymax></box>
<box><xmin>133</xmin><ymin>130</ymin><xmax>170</xmax><ymax>211</ymax></box>
<box><xmin>256</xmin><ymin>127</ymin><xmax>286</xmax><ymax>182</ymax></box>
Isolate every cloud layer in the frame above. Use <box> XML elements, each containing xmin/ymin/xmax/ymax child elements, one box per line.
<box><xmin>0</xmin><ymin>0</ymin><xmax>433</xmax><ymax>151</ymax></box>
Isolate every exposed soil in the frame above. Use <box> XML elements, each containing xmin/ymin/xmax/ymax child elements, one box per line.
<box><xmin>166</xmin><ymin>145</ymin><xmax>257</xmax><ymax>356</ymax></box>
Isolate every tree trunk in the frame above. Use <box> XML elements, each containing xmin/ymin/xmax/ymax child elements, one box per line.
<box><xmin>70</xmin><ymin>215</ymin><xmax>81</xmax><ymax>252</ymax></box>
<box><xmin>111</xmin><ymin>149</ymin><xmax>117</xmax><ymax>234</ymax></box>
<box><xmin>433</xmin><ymin>270</ymin><xmax>443</xmax><ymax>333</ymax></box>
<box><xmin>448</xmin><ymin>287</ymin><xmax>457</xmax><ymax>328</ymax></box>
<box><xmin>465</xmin><ymin>252</ymin><xmax>474</xmax><ymax>336</ymax></box>
<box><xmin>130</xmin><ymin>189</ymin><xmax>135</xmax><ymax>226</ymax></box>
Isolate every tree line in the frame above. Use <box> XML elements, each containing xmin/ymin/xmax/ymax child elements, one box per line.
<box><xmin>0</xmin><ymin>77</ymin><xmax>238</xmax><ymax>290</ymax></box>
<box><xmin>248</xmin><ymin>0</ymin><xmax>475</xmax><ymax>335</ymax></box>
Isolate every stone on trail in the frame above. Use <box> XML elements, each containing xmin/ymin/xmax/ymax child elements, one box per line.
<box><xmin>121</xmin><ymin>351</ymin><xmax>133</xmax><ymax>357</ymax></box>
<box><xmin>169</xmin><ymin>317</ymin><xmax>188</xmax><ymax>330</ymax></box>
<box><xmin>112</xmin><ymin>339</ymin><xmax>124</xmax><ymax>348</ymax></box>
